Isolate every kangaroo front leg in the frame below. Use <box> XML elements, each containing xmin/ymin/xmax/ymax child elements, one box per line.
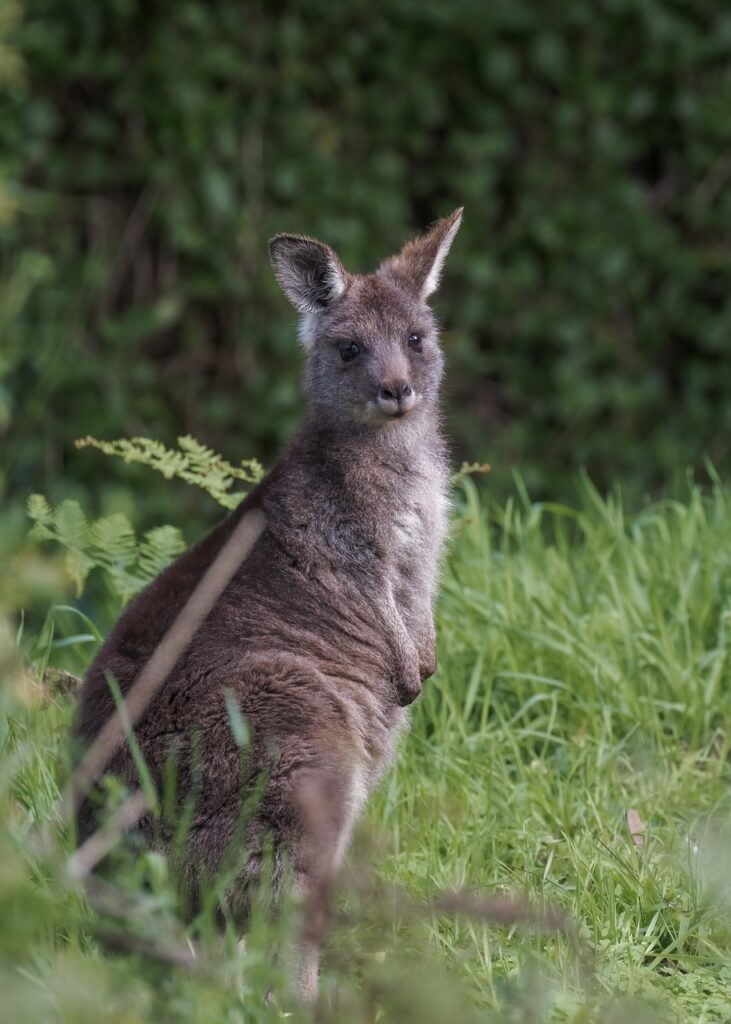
<box><xmin>395</xmin><ymin>586</ymin><xmax>437</xmax><ymax>688</ymax></box>
<box><xmin>384</xmin><ymin>584</ymin><xmax>422</xmax><ymax>705</ymax></box>
<box><xmin>389</xmin><ymin>563</ymin><xmax>438</xmax><ymax>694</ymax></box>
<box><xmin>417</xmin><ymin>615</ymin><xmax>437</xmax><ymax>682</ymax></box>
<box><xmin>393</xmin><ymin>630</ymin><xmax>422</xmax><ymax>706</ymax></box>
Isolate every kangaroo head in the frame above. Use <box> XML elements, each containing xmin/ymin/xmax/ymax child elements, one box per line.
<box><xmin>269</xmin><ymin>208</ymin><xmax>463</xmax><ymax>428</ymax></box>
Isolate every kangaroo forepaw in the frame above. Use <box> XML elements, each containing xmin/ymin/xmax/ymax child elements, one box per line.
<box><xmin>395</xmin><ymin>654</ymin><xmax>422</xmax><ymax>707</ymax></box>
<box><xmin>419</xmin><ymin>650</ymin><xmax>437</xmax><ymax>682</ymax></box>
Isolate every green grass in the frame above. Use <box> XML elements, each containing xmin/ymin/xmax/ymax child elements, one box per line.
<box><xmin>2</xmin><ymin>478</ymin><xmax>731</xmax><ymax>1022</ymax></box>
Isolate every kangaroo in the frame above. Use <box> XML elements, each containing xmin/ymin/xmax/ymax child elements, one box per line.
<box><xmin>74</xmin><ymin>207</ymin><xmax>463</xmax><ymax>1000</ymax></box>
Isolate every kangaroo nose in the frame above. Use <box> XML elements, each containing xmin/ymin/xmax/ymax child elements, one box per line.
<box><xmin>377</xmin><ymin>379</ymin><xmax>416</xmax><ymax>417</ymax></box>
<box><xmin>379</xmin><ymin>381</ymin><xmax>412</xmax><ymax>402</ymax></box>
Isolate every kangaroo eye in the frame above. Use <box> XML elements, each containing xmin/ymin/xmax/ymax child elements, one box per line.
<box><xmin>408</xmin><ymin>333</ymin><xmax>422</xmax><ymax>352</ymax></box>
<box><xmin>338</xmin><ymin>341</ymin><xmax>360</xmax><ymax>362</ymax></box>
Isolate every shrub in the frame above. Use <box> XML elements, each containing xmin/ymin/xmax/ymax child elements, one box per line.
<box><xmin>2</xmin><ymin>0</ymin><xmax>730</xmax><ymax>516</ymax></box>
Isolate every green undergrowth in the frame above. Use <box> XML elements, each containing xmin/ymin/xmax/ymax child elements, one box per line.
<box><xmin>2</xmin><ymin>476</ymin><xmax>731</xmax><ymax>1022</ymax></box>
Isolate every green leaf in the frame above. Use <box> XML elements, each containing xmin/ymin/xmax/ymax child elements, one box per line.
<box><xmin>26</xmin><ymin>493</ymin><xmax>52</xmax><ymax>525</ymax></box>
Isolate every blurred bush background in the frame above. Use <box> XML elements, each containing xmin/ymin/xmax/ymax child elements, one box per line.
<box><xmin>2</xmin><ymin>0</ymin><xmax>730</xmax><ymax>531</ymax></box>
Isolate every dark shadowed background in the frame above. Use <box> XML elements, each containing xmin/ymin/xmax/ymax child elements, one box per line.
<box><xmin>2</xmin><ymin>0</ymin><xmax>730</xmax><ymax>533</ymax></box>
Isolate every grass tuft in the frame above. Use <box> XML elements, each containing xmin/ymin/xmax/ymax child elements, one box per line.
<box><xmin>2</xmin><ymin>479</ymin><xmax>730</xmax><ymax>1021</ymax></box>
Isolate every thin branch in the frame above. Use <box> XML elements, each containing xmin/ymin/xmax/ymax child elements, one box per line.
<box><xmin>82</xmin><ymin>874</ymin><xmax>201</xmax><ymax>972</ymax></box>
<box><xmin>67</xmin><ymin>790</ymin><xmax>150</xmax><ymax>879</ymax></box>
<box><xmin>692</xmin><ymin>149</ymin><xmax>731</xmax><ymax>209</ymax></box>
<box><xmin>96</xmin><ymin>185</ymin><xmax>160</xmax><ymax>319</ymax></box>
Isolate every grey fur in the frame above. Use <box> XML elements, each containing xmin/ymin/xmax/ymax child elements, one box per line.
<box><xmin>74</xmin><ymin>207</ymin><xmax>463</xmax><ymax>1000</ymax></box>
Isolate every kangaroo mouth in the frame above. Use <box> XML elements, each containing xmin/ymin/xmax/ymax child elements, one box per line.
<box><xmin>363</xmin><ymin>395</ymin><xmax>420</xmax><ymax>424</ymax></box>
<box><xmin>351</xmin><ymin>395</ymin><xmax>422</xmax><ymax>428</ymax></box>
<box><xmin>375</xmin><ymin>405</ymin><xmax>415</xmax><ymax>424</ymax></box>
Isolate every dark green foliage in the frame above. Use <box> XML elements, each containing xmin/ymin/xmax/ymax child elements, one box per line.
<box><xmin>2</xmin><ymin>0</ymin><xmax>731</xmax><ymax>520</ymax></box>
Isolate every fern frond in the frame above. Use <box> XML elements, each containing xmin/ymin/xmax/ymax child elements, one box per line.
<box><xmin>27</xmin><ymin>493</ymin><xmax>52</xmax><ymax>525</ymax></box>
<box><xmin>52</xmin><ymin>500</ymin><xmax>89</xmax><ymax>550</ymax></box>
<box><xmin>89</xmin><ymin>514</ymin><xmax>138</xmax><ymax>570</ymax></box>
<box><xmin>28</xmin><ymin>434</ymin><xmax>264</xmax><ymax>605</ymax></box>
<box><xmin>64</xmin><ymin>549</ymin><xmax>95</xmax><ymax>596</ymax></box>
<box><xmin>76</xmin><ymin>435</ymin><xmax>265</xmax><ymax>508</ymax></box>
<box><xmin>137</xmin><ymin>526</ymin><xmax>186</xmax><ymax>583</ymax></box>
<box><xmin>451</xmin><ymin>461</ymin><xmax>492</xmax><ymax>486</ymax></box>
<box><xmin>26</xmin><ymin>497</ymin><xmax>187</xmax><ymax>605</ymax></box>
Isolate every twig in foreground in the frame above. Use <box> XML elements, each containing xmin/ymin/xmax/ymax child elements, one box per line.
<box><xmin>66</xmin><ymin>790</ymin><xmax>150</xmax><ymax>880</ymax></box>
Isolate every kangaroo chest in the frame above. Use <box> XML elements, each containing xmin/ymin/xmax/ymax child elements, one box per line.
<box><xmin>386</xmin><ymin>458</ymin><xmax>449</xmax><ymax>598</ymax></box>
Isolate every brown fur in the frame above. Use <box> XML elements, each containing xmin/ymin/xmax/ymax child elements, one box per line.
<box><xmin>74</xmin><ymin>208</ymin><xmax>463</xmax><ymax>999</ymax></box>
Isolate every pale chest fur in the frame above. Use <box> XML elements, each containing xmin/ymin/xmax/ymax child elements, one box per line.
<box><xmin>387</xmin><ymin>455</ymin><xmax>450</xmax><ymax>601</ymax></box>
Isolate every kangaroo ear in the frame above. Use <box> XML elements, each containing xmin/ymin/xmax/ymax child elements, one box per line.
<box><xmin>268</xmin><ymin>233</ymin><xmax>348</xmax><ymax>314</ymax></box>
<box><xmin>383</xmin><ymin>207</ymin><xmax>463</xmax><ymax>301</ymax></box>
